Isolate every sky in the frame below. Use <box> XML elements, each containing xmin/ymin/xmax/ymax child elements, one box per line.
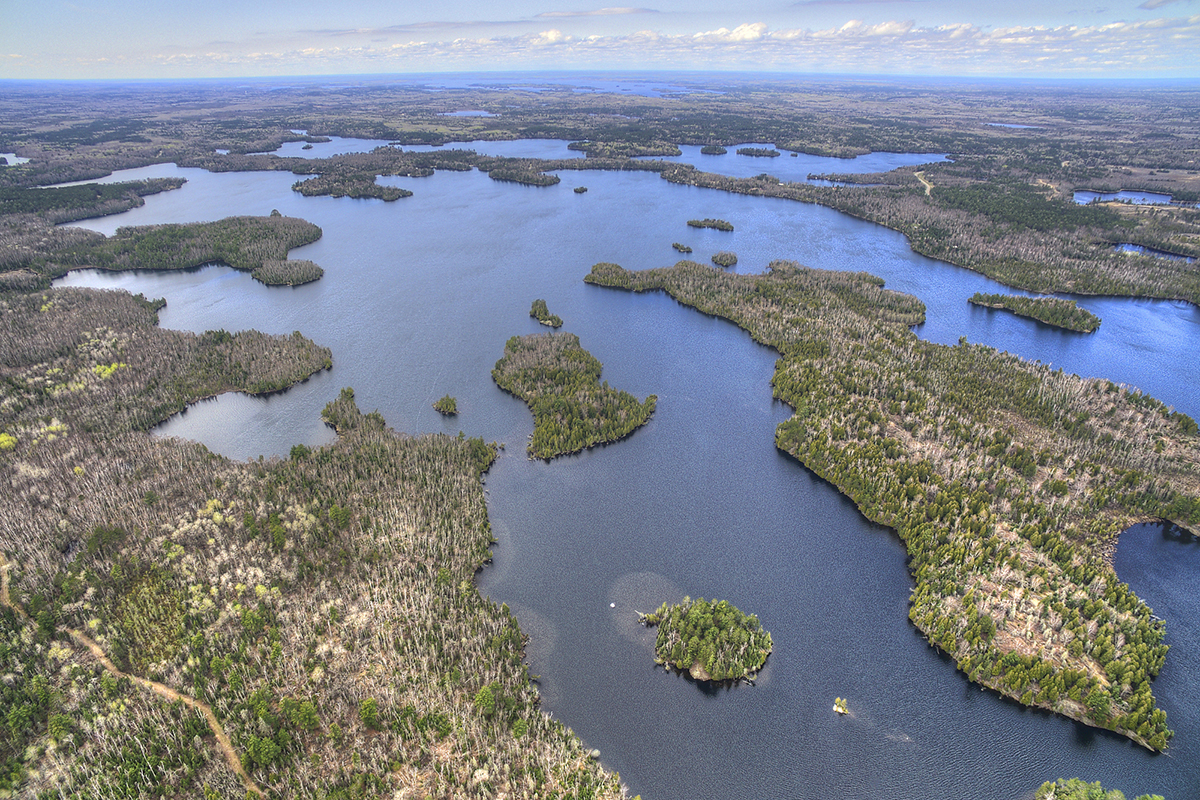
<box><xmin>1</xmin><ymin>0</ymin><xmax>1198</xmax><ymax>80</ymax></box>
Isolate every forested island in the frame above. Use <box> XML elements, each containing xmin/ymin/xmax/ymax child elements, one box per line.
<box><xmin>712</xmin><ymin>251</ymin><xmax>738</xmax><ymax>268</ymax></box>
<box><xmin>969</xmin><ymin>293</ymin><xmax>1101</xmax><ymax>333</ymax></box>
<box><xmin>491</xmin><ymin>332</ymin><xmax>656</xmax><ymax>459</ymax></box>
<box><xmin>586</xmin><ymin>258</ymin><xmax>1198</xmax><ymax>750</ymax></box>
<box><xmin>641</xmin><ymin>597</ymin><xmax>772</xmax><ymax>682</ymax></box>
<box><xmin>687</xmin><ymin>217</ymin><xmax>734</xmax><ymax>232</ymax></box>
<box><xmin>529</xmin><ymin>298</ymin><xmax>563</xmax><ymax>328</ymax></box>
<box><xmin>736</xmin><ymin>147</ymin><xmax>781</xmax><ymax>158</ymax></box>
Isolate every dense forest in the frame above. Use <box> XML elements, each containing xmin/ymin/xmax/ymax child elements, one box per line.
<box><xmin>586</xmin><ymin>258</ymin><xmax>1199</xmax><ymax>750</ymax></box>
<box><xmin>968</xmin><ymin>293</ymin><xmax>1101</xmax><ymax>333</ymax></box>
<box><xmin>491</xmin><ymin>332</ymin><xmax>656</xmax><ymax>460</ymax></box>
<box><xmin>0</xmin><ymin>292</ymin><xmax>622</xmax><ymax>799</ymax></box>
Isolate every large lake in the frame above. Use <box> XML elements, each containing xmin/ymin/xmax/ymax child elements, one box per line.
<box><xmin>55</xmin><ymin>145</ymin><xmax>1200</xmax><ymax>800</ymax></box>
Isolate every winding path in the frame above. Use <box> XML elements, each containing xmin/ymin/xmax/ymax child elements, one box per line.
<box><xmin>0</xmin><ymin>552</ymin><xmax>263</xmax><ymax>797</ymax></box>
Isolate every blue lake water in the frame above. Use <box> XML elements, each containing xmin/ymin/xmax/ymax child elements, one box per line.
<box><xmin>53</xmin><ymin>150</ymin><xmax>1200</xmax><ymax>800</ymax></box>
<box><xmin>1074</xmin><ymin>190</ymin><xmax>1174</xmax><ymax>206</ymax></box>
<box><xmin>1115</xmin><ymin>243</ymin><xmax>1196</xmax><ymax>264</ymax></box>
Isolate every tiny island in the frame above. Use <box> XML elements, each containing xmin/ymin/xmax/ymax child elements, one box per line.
<box><xmin>687</xmin><ymin>218</ymin><xmax>734</xmax><ymax>232</ymax></box>
<box><xmin>492</xmin><ymin>332</ymin><xmax>656</xmax><ymax>459</ymax></box>
<box><xmin>968</xmin><ymin>293</ymin><xmax>1101</xmax><ymax>333</ymax></box>
<box><xmin>433</xmin><ymin>394</ymin><xmax>458</xmax><ymax>415</ymax></box>
<box><xmin>736</xmin><ymin>147</ymin><xmax>781</xmax><ymax>158</ymax></box>
<box><xmin>700</xmin><ymin>145</ymin><xmax>728</xmax><ymax>155</ymax></box>
<box><xmin>712</xmin><ymin>251</ymin><xmax>738</xmax><ymax>268</ymax></box>
<box><xmin>529</xmin><ymin>298</ymin><xmax>564</xmax><ymax>328</ymax></box>
<box><xmin>641</xmin><ymin>597</ymin><xmax>773</xmax><ymax>682</ymax></box>
<box><xmin>672</xmin><ymin>242</ymin><xmax>693</xmax><ymax>253</ymax></box>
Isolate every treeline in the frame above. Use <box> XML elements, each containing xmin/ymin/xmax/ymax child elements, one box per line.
<box><xmin>642</xmin><ymin>597</ymin><xmax>772</xmax><ymax>682</ymax></box>
<box><xmin>969</xmin><ymin>293</ymin><xmax>1101</xmax><ymax>333</ymax></box>
<box><xmin>585</xmin><ymin>258</ymin><xmax>1199</xmax><ymax>750</ymax></box>
<box><xmin>491</xmin><ymin>332</ymin><xmax>656</xmax><ymax>459</ymax></box>
<box><xmin>0</xmin><ymin>178</ymin><xmax>185</xmax><ymax>223</ymax></box>
<box><xmin>567</xmin><ymin>140</ymin><xmax>681</xmax><ymax>158</ymax></box>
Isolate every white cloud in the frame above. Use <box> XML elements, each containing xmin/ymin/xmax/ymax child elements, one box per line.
<box><xmin>15</xmin><ymin>15</ymin><xmax>1200</xmax><ymax>78</ymax></box>
<box><xmin>693</xmin><ymin>23</ymin><xmax>769</xmax><ymax>42</ymax></box>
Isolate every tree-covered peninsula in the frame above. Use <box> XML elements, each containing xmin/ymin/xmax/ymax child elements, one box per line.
<box><xmin>0</xmin><ymin>289</ymin><xmax>622</xmax><ymax>799</ymax></box>
<box><xmin>586</xmin><ymin>259</ymin><xmax>1199</xmax><ymax>750</ymax></box>
<box><xmin>969</xmin><ymin>293</ymin><xmax>1101</xmax><ymax>333</ymax></box>
<box><xmin>642</xmin><ymin>597</ymin><xmax>772</xmax><ymax>682</ymax></box>
<box><xmin>491</xmin><ymin>332</ymin><xmax>656</xmax><ymax>459</ymax></box>
<box><xmin>7</xmin><ymin>214</ymin><xmax>326</xmax><ymax>288</ymax></box>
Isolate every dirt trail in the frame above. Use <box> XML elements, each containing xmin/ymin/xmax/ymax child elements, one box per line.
<box><xmin>1</xmin><ymin>553</ymin><xmax>263</xmax><ymax>797</ymax></box>
<box><xmin>915</xmin><ymin>171</ymin><xmax>934</xmax><ymax>196</ymax></box>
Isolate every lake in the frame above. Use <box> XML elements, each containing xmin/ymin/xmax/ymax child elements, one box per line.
<box><xmin>54</xmin><ymin>148</ymin><xmax>1200</xmax><ymax>800</ymax></box>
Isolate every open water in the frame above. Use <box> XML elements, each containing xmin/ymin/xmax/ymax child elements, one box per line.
<box><xmin>54</xmin><ymin>144</ymin><xmax>1200</xmax><ymax>800</ymax></box>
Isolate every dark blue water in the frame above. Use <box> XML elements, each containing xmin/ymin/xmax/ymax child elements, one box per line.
<box><xmin>54</xmin><ymin>153</ymin><xmax>1200</xmax><ymax>800</ymax></box>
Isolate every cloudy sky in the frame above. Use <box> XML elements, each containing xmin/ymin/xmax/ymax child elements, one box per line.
<box><xmin>2</xmin><ymin>0</ymin><xmax>1198</xmax><ymax>80</ymax></box>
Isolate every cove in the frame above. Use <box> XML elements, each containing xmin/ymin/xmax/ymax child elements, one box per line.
<box><xmin>53</xmin><ymin>152</ymin><xmax>1200</xmax><ymax>799</ymax></box>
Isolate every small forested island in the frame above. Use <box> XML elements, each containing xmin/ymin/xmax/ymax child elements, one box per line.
<box><xmin>969</xmin><ymin>293</ymin><xmax>1101</xmax><ymax>333</ymax></box>
<box><xmin>641</xmin><ymin>597</ymin><xmax>773</xmax><ymax>682</ymax></box>
<box><xmin>529</xmin><ymin>298</ymin><xmax>564</xmax><ymax>327</ymax></box>
<box><xmin>712</xmin><ymin>251</ymin><xmax>738</xmax><ymax>268</ymax></box>
<box><xmin>672</xmin><ymin>242</ymin><xmax>693</xmax><ymax>253</ymax></box>
<box><xmin>700</xmin><ymin>145</ymin><xmax>727</xmax><ymax>155</ymax></box>
<box><xmin>574</xmin><ymin>186</ymin><xmax>588</xmax><ymax>194</ymax></box>
<box><xmin>491</xmin><ymin>332</ymin><xmax>656</xmax><ymax>459</ymax></box>
<box><xmin>586</xmin><ymin>258</ymin><xmax>1198</xmax><ymax>750</ymax></box>
<box><xmin>433</xmin><ymin>394</ymin><xmax>458</xmax><ymax>415</ymax></box>
<box><xmin>736</xmin><ymin>147</ymin><xmax>781</xmax><ymax>158</ymax></box>
<box><xmin>1036</xmin><ymin>778</ymin><xmax>1162</xmax><ymax>800</ymax></box>
<box><xmin>687</xmin><ymin>218</ymin><xmax>734</xmax><ymax>232</ymax></box>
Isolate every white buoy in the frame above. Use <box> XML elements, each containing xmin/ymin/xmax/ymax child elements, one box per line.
<box><xmin>610</xmin><ymin>603</ymin><xmax>615</xmax><ymax>608</ymax></box>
